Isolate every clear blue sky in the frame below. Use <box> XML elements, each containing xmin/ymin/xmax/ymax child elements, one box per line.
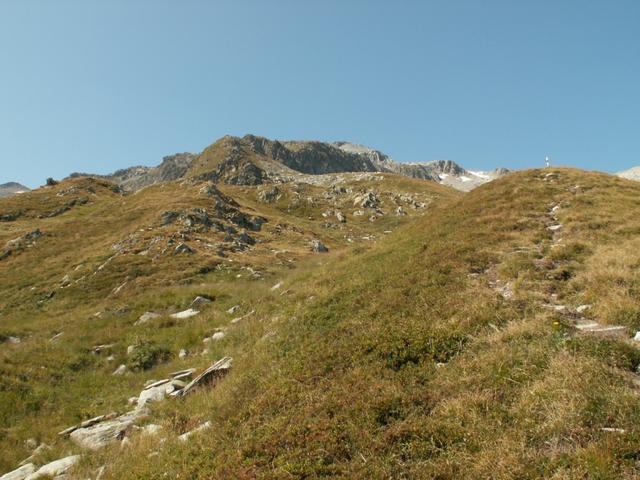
<box><xmin>1</xmin><ymin>0</ymin><xmax>639</xmax><ymax>187</ymax></box>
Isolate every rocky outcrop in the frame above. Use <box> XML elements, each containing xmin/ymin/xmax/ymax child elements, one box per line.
<box><xmin>69</xmin><ymin>410</ymin><xmax>146</xmax><ymax>450</ymax></box>
<box><xmin>70</xmin><ymin>153</ymin><xmax>196</xmax><ymax>192</ymax></box>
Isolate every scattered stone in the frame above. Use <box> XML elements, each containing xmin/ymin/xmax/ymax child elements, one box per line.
<box><xmin>190</xmin><ymin>296</ymin><xmax>214</xmax><ymax>309</ymax></box>
<box><xmin>547</xmin><ymin>224</ymin><xmax>562</xmax><ymax>231</ymax></box>
<box><xmin>7</xmin><ymin>336</ymin><xmax>21</xmax><ymax>344</ymax></box>
<box><xmin>178</xmin><ymin>421</ymin><xmax>212</xmax><ymax>442</ymax></box>
<box><xmin>49</xmin><ymin>332</ymin><xmax>63</xmax><ymax>342</ymax></box>
<box><xmin>231</xmin><ymin>310</ymin><xmax>255</xmax><ymax>325</ymax></box>
<box><xmin>227</xmin><ymin>305</ymin><xmax>240</xmax><ymax>314</ymax></box>
<box><xmin>353</xmin><ymin>192</ymin><xmax>378</xmax><ymax>208</ymax></box>
<box><xmin>169</xmin><ymin>308</ymin><xmax>200</xmax><ymax>320</ymax></box>
<box><xmin>137</xmin><ymin>381</ymin><xmax>172</xmax><ymax>408</ymax></box>
<box><xmin>258</xmin><ymin>186</ymin><xmax>281</xmax><ymax>203</ymax></box>
<box><xmin>576</xmin><ymin>304</ymin><xmax>592</xmax><ymax>314</ymax></box>
<box><xmin>58</xmin><ymin>425</ymin><xmax>79</xmax><ymax>437</ymax></box>
<box><xmin>92</xmin><ymin>344</ymin><xmax>114</xmax><ymax>354</ymax></box>
<box><xmin>178</xmin><ymin>349</ymin><xmax>188</xmax><ymax>359</ymax></box>
<box><xmin>18</xmin><ymin>444</ymin><xmax>51</xmax><ymax>467</ymax></box>
<box><xmin>24</xmin><ymin>439</ymin><xmax>38</xmax><ymax>450</ymax></box>
<box><xmin>127</xmin><ymin>397</ymin><xmax>138</xmax><ymax>406</ymax></box>
<box><xmin>335</xmin><ymin>211</ymin><xmax>346</xmax><ymax>223</ymax></box>
<box><xmin>170</xmin><ymin>368</ymin><xmax>196</xmax><ymax>380</ymax></box>
<box><xmin>634</xmin><ymin>331</ymin><xmax>640</xmax><ymax>342</ymax></box>
<box><xmin>126</xmin><ymin>345</ymin><xmax>136</xmax><ymax>355</ymax></box>
<box><xmin>310</xmin><ymin>239</ymin><xmax>328</xmax><ymax>253</ymax></box>
<box><xmin>81</xmin><ymin>413</ymin><xmax>117</xmax><ymax>428</ymax></box>
<box><xmin>24</xmin><ymin>455</ymin><xmax>80</xmax><ymax>479</ymax></box>
<box><xmin>143</xmin><ymin>379</ymin><xmax>170</xmax><ymax>390</ymax></box>
<box><xmin>575</xmin><ymin>319</ymin><xmax>627</xmax><ymax>337</ymax></box>
<box><xmin>211</xmin><ymin>331</ymin><xmax>225</xmax><ymax>341</ymax></box>
<box><xmin>236</xmin><ymin>231</ymin><xmax>255</xmax><ymax>245</ymax></box>
<box><xmin>601</xmin><ymin>427</ymin><xmax>626</xmax><ymax>433</ymax></box>
<box><xmin>271</xmin><ymin>282</ymin><xmax>283</xmax><ymax>291</ymax></box>
<box><xmin>1</xmin><ymin>463</ymin><xmax>36</xmax><ymax>480</ymax></box>
<box><xmin>135</xmin><ymin>312</ymin><xmax>161</xmax><ymax>325</ymax></box>
<box><xmin>95</xmin><ymin>466</ymin><xmax>106</xmax><ymax>480</ymax></box>
<box><xmin>396</xmin><ymin>206</ymin><xmax>407</xmax><ymax>216</ymax></box>
<box><xmin>171</xmin><ymin>379</ymin><xmax>187</xmax><ymax>390</ymax></box>
<box><xmin>141</xmin><ymin>424</ymin><xmax>162</xmax><ymax>436</ymax></box>
<box><xmin>175</xmin><ymin>357</ymin><xmax>233</xmax><ymax>397</ymax></box>
<box><xmin>112</xmin><ymin>364</ymin><xmax>127</xmax><ymax>376</ymax></box>
<box><xmin>174</xmin><ymin>243</ymin><xmax>195</xmax><ymax>255</ymax></box>
<box><xmin>111</xmin><ymin>281</ymin><xmax>128</xmax><ymax>296</ymax></box>
<box><xmin>353</xmin><ymin>210</ymin><xmax>365</xmax><ymax>216</ymax></box>
<box><xmin>69</xmin><ymin>408</ymin><xmax>148</xmax><ymax>450</ymax></box>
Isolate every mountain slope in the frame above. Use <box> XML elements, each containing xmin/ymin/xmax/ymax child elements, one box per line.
<box><xmin>0</xmin><ymin>182</ymin><xmax>30</xmax><ymax>197</ymax></box>
<box><xmin>0</xmin><ymin>171</ymin><xmax>456</xmax><ymax>475</ymax></box>
<box><xmin>31</xmin><ymin>168</ymin><xmax>640</xmax><ymax>478</ymax></box>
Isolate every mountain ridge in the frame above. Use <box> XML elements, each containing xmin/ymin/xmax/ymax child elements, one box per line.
<box><xmin>67</xmin><ymin>135</ymin><xmax>508</xmax><ymax>192</ymax></box>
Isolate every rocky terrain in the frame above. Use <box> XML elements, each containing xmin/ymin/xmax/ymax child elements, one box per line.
<box><xmin>0</xmin><ymin>182</ymin><xmax>30</xmax><ymax>198</ymax></box>
<box><xmin>68</xmin><ymin>135</ymin><xmax>507</xmax><ymax>193</ymax></box>
<box><xmin>616</xmin><ymin>166</ymin><xmax>640</xmax><ymax>181</ymax></box>
<box><xmin>3</xmin><ymin>152</ymin><xmax>640</xmax><ymax>478</ymax></box>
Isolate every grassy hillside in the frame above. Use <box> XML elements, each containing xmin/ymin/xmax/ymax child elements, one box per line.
<box><xmin>0</xmin><ymin>172</ymin><xmax>454</xmax><ymax>475</ymax></box>
<box><xmin>70</xmin><ymin>168</ymin><xmax>640</xmax><ymax>479</ymax></box>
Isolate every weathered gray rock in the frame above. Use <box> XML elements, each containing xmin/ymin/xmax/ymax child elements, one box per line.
<box><xmin>335</xmin><ymin>211</ymin><xmax>346</xmax><ymax>223</ymax></box>
<box><xmin>137</xmin><ymin>382</ymin><xmax>172</xmax><ymax>408</ymax></box>
<box><xmin>174</xmin><ymin>243</ymin><xmax>195</xmax><ymax>255</ymax></box>
<box><xmin>310</xmin><ymin>239</ymin><xmax>328</xmax><ymax>253</ymax></box>
<box><xmin>171</xmin><ymin>379</ymin><xmax>187</xmax><ymax>390</ymax></box>
<box><xmin>257</xmin><ymin>186</ymin><xmax>281</xmax><ymax>203</ymax></box>
<box><xmin>24</xmin><ymin>455</ymin><xmax>80</xmax><ymax>479</ymax></box>
<box><xmin>175</xmin><ymin>357</ymin><xmax>233</xmax><ymax>397</ymax></box>
<box><xmin>178</xmin><ymin>349</ymin><xmax>188</xmax><ymax>358</ymax></box>
<box><xmin>353</xmin><ymin>192</ymin><xmax>378</xmax><ymax>208</ymax></box>
<box><xmin>170</xmin><ymin>368</ymin><xmax>196</xmax><ymax>380</ymax></box>
<box><xmin>236</xmin><ymin>231</ymin><xmax>255</xmax><ymax>245</ymax></box>
<box><xmin>178</xmin><ymin>421</ymin><xmax>212</xmax><ymax>442</ymax></box>
<box><xmin>69</xmin><ymin>410</ymin><xmax>146</xmax><ymax>450</ymax></box>
<box><xmin>576</xmin><ymin>304</ymin><xmax>592</xmax><ymax>314</ymax></box>
<box><xmin>135</xmin><ymin>312</ymin><xmax>161</xmax><ymax>325</ymax></box>
<box><xmin>1</xmin><ymin>463</ymin><xmax>35</xmax><ymax>480</ymax></box>
<box><xmin>211</xmin><ymin>331</ymin><xmax>225</xmax><ymax>341</ymax></box>
<box><xmin>112</xmin><ymin>364</ymin><xmax>127</xmax><ymax>376</ymax></box>
<box><xmin>227</xmin><ymin>305</ymin><xmax>240</xmax><ymax>314</ymax></box>
<box><xmin>169</xmin><ymin>308</ymin><xmax>200</xmax><ymax>320</ymax></box>
<box><xmin>190</xmin><ymin>296</ymin><xmax>213</xmax><ymax>309</ymax></box>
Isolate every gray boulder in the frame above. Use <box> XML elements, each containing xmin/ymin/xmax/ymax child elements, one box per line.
<box><xmin>310</xmin><ymin>239</ymin><xmax>329</xmax><ymax>253</ymax></box>
<box><xmin>0</xmin><ymin>463</ymin><xmax>35</xmax><ymax>480</ymax></box>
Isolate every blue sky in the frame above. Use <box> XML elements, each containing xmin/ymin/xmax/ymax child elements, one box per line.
<box><xmin>1</xmin><ymin>0</ymin><xmax>639</xmax><ymax>187</ymax></box>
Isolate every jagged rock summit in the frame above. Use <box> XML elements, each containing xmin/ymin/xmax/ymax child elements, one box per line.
<box><xmin>69</xmin><ymin>135</ymin><xmax>507</xmax><ymax>192</ymax></box>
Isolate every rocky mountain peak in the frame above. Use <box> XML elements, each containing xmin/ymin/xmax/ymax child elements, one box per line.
<box><xmin>0</xmin><ymin>182</ymin><xmax>30</xmax><ymax>197</ymax></box>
